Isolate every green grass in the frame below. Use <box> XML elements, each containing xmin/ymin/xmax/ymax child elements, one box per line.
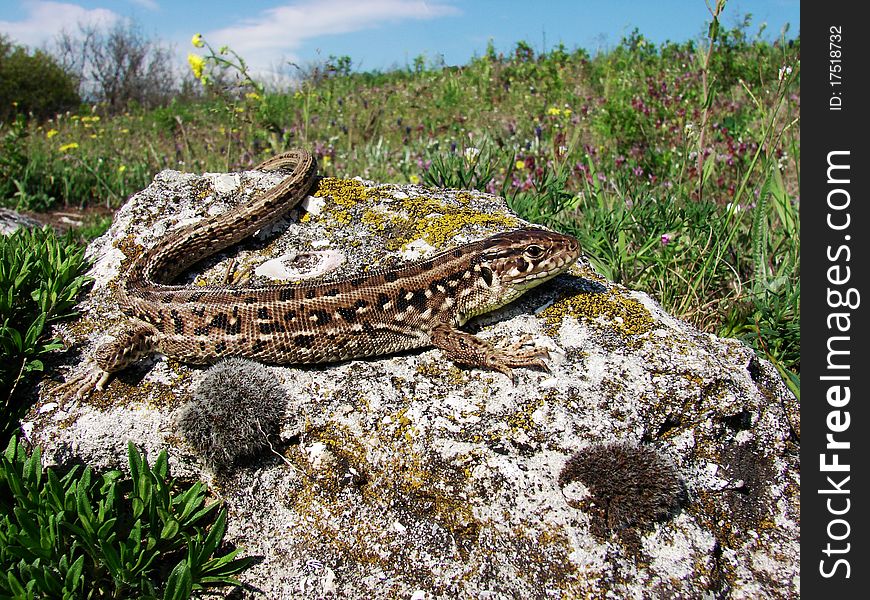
<box><xmin>0</xmin><ymin>19</ymin><xmax>800</xmax><ymax>401</ymax></box>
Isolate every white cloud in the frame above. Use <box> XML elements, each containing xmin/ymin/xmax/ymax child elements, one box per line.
<box><xmin>0</xmin><ymin>1</ymin><xmax>120</xmax><ymax>47</ymax></box>
<box><xmin>128</xmin><ymin>0</ymin><xmax>160</xmax><ymax>10</ymax></box>
<box><xmin>205</xmin><ymin>0</ymin><xmax>460</xmax><ymax>74</ymax></box>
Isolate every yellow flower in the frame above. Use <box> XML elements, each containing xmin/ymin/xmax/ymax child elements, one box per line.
<box><xmin>245</xmin><ymin>92</ymin><xmax>262</xmax><ymax>101</ymax></box>
<box><xmin>46</xmin><ymin>129</ymin><xmax>59</xmax><ymax>139</ymax></box>
<box><xmin>191</xmin><ymin>33</ymin><xmax>204</xmax><ymax>48</ymax></box>
<box><xmin>547</xmin><ymin>106</ymin><xmax>562</xmax><ymax>116</ymax></box>
<box><xmin>409</xmin><ymin>174</ymin><xmax>421</xmax><ymax>185</ymax></box>
<box><xmin>121</xmin><ymin>128</ymin><xmax>130</xmax><ymax>134</ymax></box>
<box><xmin>118</xmin><ymin>165</ymin><xmax>127</xmax><ymax>173</ymax></box>
<box><xmin>187</xmin><ymin>53</ymin><xmax>206</xmax><ymax>80</ymax></box>
<box><xmin>59</xmin><ymin>142</ymin><xmax>79</xmax><ymax>152</ymax></box>
<box><xmin>515</xmin><ymin>160</ymin><xmax>526</xmax><ymax>170</ymax></box>
<box><xmin>322</xmin><ymin>155</ymin><xmax>332</xmax><ymax>167</ymax></box>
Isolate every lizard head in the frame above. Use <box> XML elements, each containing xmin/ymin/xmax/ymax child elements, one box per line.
<box><xmin>473</xmin><ymin>227</ymin><xmax>581</xmax><ymax>306</ymax></box>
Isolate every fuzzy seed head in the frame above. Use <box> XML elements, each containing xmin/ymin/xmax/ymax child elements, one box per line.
<box><xmin>175</xmin><ymin>357</ymin><xmax>288</xmax><ymax>471</ymax></box>
<box><xmin>559</xmin><ymin>442</ymin><xmax>682</xmax><ymax>534</ymax></box>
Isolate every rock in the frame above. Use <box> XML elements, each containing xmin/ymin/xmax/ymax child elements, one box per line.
<box><xmin>0</xmin><ymin>207</ymin><xmax>46</xmax><ymax>234</ymax></box>
<box><xmin>29</xmin><ymin>167</ymin><xmax>799</xmax><ymax>598</ymax></box>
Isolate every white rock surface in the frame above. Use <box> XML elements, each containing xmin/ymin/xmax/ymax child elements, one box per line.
<box><xmin>30</xmin><ymin>169</ymin><xmax>799</xmax><ymax>598</ymax></box>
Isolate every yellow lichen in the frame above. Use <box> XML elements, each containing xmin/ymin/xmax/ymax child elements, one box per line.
<box><xmin>542</xmin><ymin>288</ymin><xmax>656</xmax><ymax>338</ymax></box>
<box><xmin>313</xmin><ymin>177</ymin><xmax>367</xmax><ymax>207</ymax></box>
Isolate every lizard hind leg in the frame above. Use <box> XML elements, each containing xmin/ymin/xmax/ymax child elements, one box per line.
<box><xmin>55</xmin><ymin>323</ymin><xmax>159</xmax><ymax>401</ymax></box>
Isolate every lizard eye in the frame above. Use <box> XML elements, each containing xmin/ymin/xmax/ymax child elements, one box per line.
<box><xmin>524</xmin><ymin>244</ymin><xmax>546</xmax><ymax>259</ymax></box>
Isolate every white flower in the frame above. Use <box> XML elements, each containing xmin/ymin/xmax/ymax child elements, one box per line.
<box><xmin>464</xmin><ymin>147</ymin><xmax>481</xmax><ymax>164</ymax></box>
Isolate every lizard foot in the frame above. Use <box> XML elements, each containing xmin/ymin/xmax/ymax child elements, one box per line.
<box><xmin>53</xmin><ymin>365</ymin><xmax>112</xmax><ymax>402</ymax></box>
<box><xmin>431</xmin><ymin>323</ymin><xmax>552</xmax><ymax>381</ymax></box>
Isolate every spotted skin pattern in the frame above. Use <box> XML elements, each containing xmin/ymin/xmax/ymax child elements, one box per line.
<box><xmin>58</xmin><ymin>149</ymin><xmax>581</xmax><ymax>398</ymax></box>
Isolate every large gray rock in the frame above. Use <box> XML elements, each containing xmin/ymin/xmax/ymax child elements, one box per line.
<box><xmin>30</xmin><ymin>168</ymin><xmax>799</xmax><ymax>598</ymax></box>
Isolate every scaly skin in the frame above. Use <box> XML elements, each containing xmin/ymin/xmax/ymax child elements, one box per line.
<box><xmin>57</xmin><ymin>149</ymin><xmax>581</xmax><ymax>399</ymax></box>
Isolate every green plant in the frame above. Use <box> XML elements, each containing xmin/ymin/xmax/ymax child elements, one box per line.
<box><xmin>0</xmin><ymin>34</ymin><xmax>80</xmax><ymax>123</ymax></box>
<box><xmin>1</xmin><ymin>227</ymin><xmax>91</xmax><ymax>437</ymax></box>
<box><xmin>0</xmin><ymin>436</ymin><xmax>254</xmax><ymax>599</ymax></box>
<box><xmin>422</xmin><ymin>143</ymin><xmax>500</xmax><ymax>191</ymax></box>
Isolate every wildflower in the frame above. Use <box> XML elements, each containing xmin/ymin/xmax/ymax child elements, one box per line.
<box><xmin>46</xmin><ymin>129</ymin><xmax>59</xmax><ymax>139</ymax></box>
<box><xmin>121</xmin><ymin>128</ymin><xmax>130</xmax><ymax>134</ymax></box>
<box><xmin>464</xmin><ymin>147</ymin><xmax>480</xmax><ymax>164</ymax></box>
<box><xmin>118</xmin><ymin>165</ymin><xmax>127</xmax><ymax>173</ymax></box>
<box><xmin>409</xmin><ymin>174</ymin><xmax>421</xmax><ymax>184</ymax></box>
<box><xmin>322</xmin><ymin>155</ymin><xmax>332</xmax><ymax>167</ymax></box>
<box><xmin>245</xmin><ymin>92</ymin><xmax>262</xmax><ymax>101</ymax></box>
<box><xmin>547</xmin><ymin>106</ymin><xmax>562</xmax><ymax>116</ymax></box>
<box><xmin>778</xmin><ymin>65</ymin><xmax>793</xmax><ymax>81</ymax></box>
<box><xmin>191</xmin><ymin>33</ymin><xmax>204</xmax><ymax>48</ymax></box>
<box><xmin>515</xmin><ymin>160</ymin><xmax>526</xmax><ymax>170</ymax></box>
<box><xmin>188</xmin><ymin>53</ymin><xmax>206</xmax><ymax>80</ymax></box>
<box><xmin>660</xmin><ymin>233</ymin><xmax>673</xmax><ymax>245</ymax></box>
<box><xmin>59</xmin><ymin>142</ymin><xmax>79</xmax><ymax>152</ymax></box>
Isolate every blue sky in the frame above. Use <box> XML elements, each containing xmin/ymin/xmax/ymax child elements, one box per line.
<box><xmin>1</xmin><ymin>0</ymin><xmax>800</xmax><ymax>77</ymax></box>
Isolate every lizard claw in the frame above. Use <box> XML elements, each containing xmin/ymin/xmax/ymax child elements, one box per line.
<box><xmin>53</xmin><ymin>366</ymin><xmax>111</xmax><ymax>402</ymax></box>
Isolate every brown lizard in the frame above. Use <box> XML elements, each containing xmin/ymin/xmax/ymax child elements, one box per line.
<box><xmin>58</xmin><ymin>149</ymin><xmax>581</xmax><ymax>398</ymax></box>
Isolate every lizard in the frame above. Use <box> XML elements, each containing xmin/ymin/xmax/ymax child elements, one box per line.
<box><xmin>57</xmin><ymin>149</ymin><xmax>581</xmax><ymax>399</ymax></box>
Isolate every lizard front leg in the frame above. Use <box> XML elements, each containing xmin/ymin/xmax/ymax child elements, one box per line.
<box><xmin>55</xmin><ymin>323</ymin><xmax>159</xmax><ymax>400</ymax></box>
<box><xmin>430</xmin><ymin>322</ymin><xmax>550</xmax><ymax>380</ymax></box>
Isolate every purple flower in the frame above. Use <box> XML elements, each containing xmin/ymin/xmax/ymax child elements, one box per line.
<box><xmin>661</xmin><ymin>233</ymin><xmax>673</xmax><ymax>245</ymax></box>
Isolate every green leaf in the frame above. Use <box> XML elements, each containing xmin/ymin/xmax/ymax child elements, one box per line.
<box><xmin>6</xmin><ymin>571</ymin><xmax>27</xmax><ymax>596</ymax></box>
<box><xmin>23</xmin><ymin>445</ymin><xmax>42</xmax><ymax>487</ymax></box>
<box><xmin>4</xmin><ymin>435</ymin><xmax>19</xmax><ymax>462</ymax></box>
<box><xmin>128</xmin><ymin>442</ymin><xmax>142</xmax><ymax>484</ymax></box>
<box><xmin>161</xmin><ymin>519</ymin><xmax>180</xmax><ymax>541</ymax></box>
<box><xmin>64</xmin><ymin>554</ymin><xmax>85</xmax><ymax>593</ymax></box>
<box><xmin>163</xmin><ymin>560</ymin><xmax>193</xmax><ymax>600</ymax></box>
<box><xmin>154</xmin><ymin>451</ymin><xmax>169</xmax><ymax>479</ymax></box>
<box><xmin>200</xmin><ymin>509</ymin><xmax>227</xmax><ymax>561</ymax></box>
<box><xmin>24</xmin><ymin>312</ymin><xmax>47</xmax><ymax>350</ymax></box>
